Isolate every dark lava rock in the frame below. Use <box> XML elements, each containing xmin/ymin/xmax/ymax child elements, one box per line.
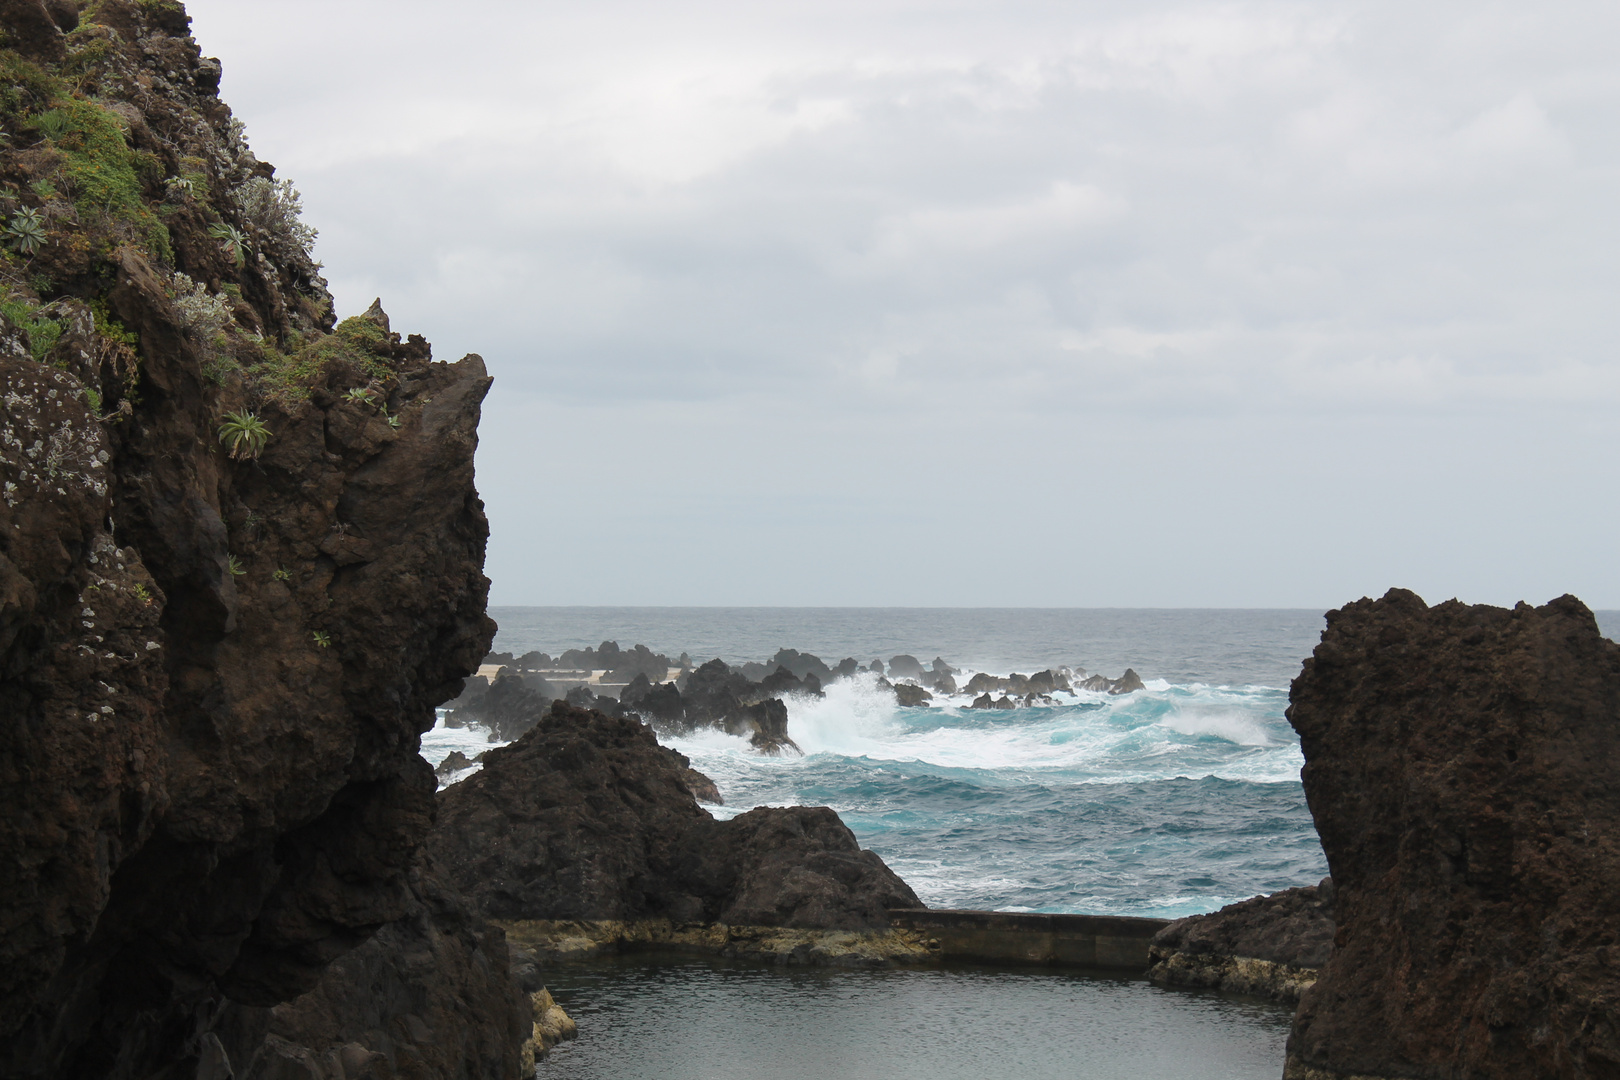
<box><xmin>760</xmin><ymin>664</ymin><xmax>823</xmax><ymax>699</ymax></box>
<box><xmin>1148</xmin><ymin>879</ymin><xmax>1335</xmax><ymax>1003</ymax></box>
<box><xmin>887</xmin><ymin>654</ymin><xmax>926</xmax><ymax>681</ymax></box>
<box><xmin>431</xmin><ymin>703</ymin><xmax>915</xmax><ymax>929</ymax></box>
<box><xmin>832</xmin><ymin>658</ymin><xmax>862</xmax><ymax>680</ymax></box>
<box><xmin>736</xmin><ymin>698</ymin><xmax>799</xmax><ymax>755</ymax></box>
<box><xmin>674</xmin><ymin>807</ymin><xmax>921</xmax><ymax>929</ymax></box>
<box><xmin>894</xmin><ymin>683</ymin><xmax>933</xmax><ymax>707</ymax></box>
<box><xmin>931</xmin><ymin>657</ymin><xmax>957</xmax><ymax>675</ymax></box>
<box><xmin>1110</xmin><ymin>667</ymin><xmax>1145</xmax><ymax>694</ymax></box>
<box><xmin>435</xmin><ymin>751</ymin><xmax>474</xmax><ymax>780</ymax></box>
<box><xmin>235</xmin><ymin>857</ymin><xmax>530</xmax><ymax>1080</ymax></box>
<box><xmin>964</xmin><ymin>672</ymin><xmax>1004</xmax><ymax>695</ymax></box>
<box><xmin>928</xmin><ymin>670</ymin><xmax>958</xmax><ymax>695</ymax></box>
<box><xmin>0</xmin><ymin>8</ymin><xmax>526</xmax><ymax>1076</ymax></box>
<box><xmin>764</xmin><ymin>647</ymin><xmax>834</xmax><ymax>685</ymax></box>
<box><xmin>868</xmin><ymin>659</ymin><xmax>884</xmax><ymax>674</ymax></box>
<box><xmin>452</xmin><ymin>671</ymin><xmax>554</xmax><ymax>741</ymax></box>
<box><xmin>1078</xmin><ymin>669</ymin><xmax>1145</xmax><ymax>695</ymax></box>
<box><xmin>1284</xmin><ymin>590</ymin><xmax>1620</xmax><ymax>1079</ymax></box>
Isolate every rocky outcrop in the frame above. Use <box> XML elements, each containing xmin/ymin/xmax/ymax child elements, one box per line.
<box><xmin>894</xmin><ymin>683</ymin><xmax>932</xmax><ymax>707</ymax></box>
<box><xmin>232</xmin><ymin>857</ymin><xmax>531</xmax><ymax>1080</ymax></box>
<box><xmin>1078</xmin><ymin>668</ymin><xmax>1144</xmax><ymax>694</ymax></box>
<box><xmin>448</xmin><ymin>671</ymin><xmax>554</xmax><ymax>741</ymax></box>
<box><xmin>1147</xmin><ymin>879</ymin><xmax>1334</xmax><ymax>1004</ymax></box>
<box><xmin>0</xmin><ymin>5</ymin><xmax>503</xmax><ymax>1077</ymax></box>
<box><xmin>643</xmin><ymin>658</ymin><xmax>801</xmax><ymax>753</ymax></box>
<box><xmin>1284</xmin><ymin>591</ymin><xmax>1620</xmax><ymax>1079</ymax></box>
<box><xmin>429</xmin><ymin>702</ymin><xmax>919</xmax><ymax>931</ymax></box>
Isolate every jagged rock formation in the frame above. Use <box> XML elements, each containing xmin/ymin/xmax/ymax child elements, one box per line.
<box><xmin>1147</xmin><ymin>879</ymin><xmax>1334</xmax><ymax>1004</ymax></box>
<box><xmin>235</xmin><ymin>857</ymin><xmax>530</xmax><ymax>1080</ymax></box>
<box><xmin>1284</xmin><ymin>590</ymin><xmax>1620</xmax><ymax>1079</ymax></box>
<box><xmin>0</xmin><ymin>4</ymin><xmax>503</xmax><ymax>1077</ymax></box>
<box><xmin>429</xmin><ymin>702</ymin><xmax>920</xmax><ymax>930</ymax></box>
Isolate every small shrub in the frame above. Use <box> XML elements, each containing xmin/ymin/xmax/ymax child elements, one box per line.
<box><xmin>170</xmin><ymin>272</ymin><xmax>232</xmax><ymax>340</ymax></box>
<box><xmin>233</xmin><ymin>176</ymin><xmax>317</xmax><ymax>259</ymax></box>
<box><xmin>5</xmin><ymin>207</ymin><xmax>46</xmax><ymax>254</ymax></box>
<box><xmin>386</xmin><ymin>413</ymin><xmax>401</xmax><ymax>429</ymax></box>
<box><xmin>207</xmin><ymin>221</ymin><xmax>246</xmax><ymax>266</ymax></box>
<box><xmin>343</xmin><ymin>387</ymin><xmax>374</xmax><ymax>405</ymax></box>
<box><xmin>273</xmin><ymin>567</ymin><xmax>291</xmax><ymax>582</ymax></box>
<box><xmin>132</xmin><ymin>583</ymin><xmax>151</xmax><ymax>603</ymax></box>
<box><xmin>0</xmin><ymin>292</ymin><xmax>63</xmax><ymax>360</ymax></box>
<box><xmin>217</xmin><ymin>410</ymin><xmax>270</xmax><ymax>460</ymax></box>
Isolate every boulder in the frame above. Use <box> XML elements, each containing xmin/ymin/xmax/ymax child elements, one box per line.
<box><xmin>887</xmin><ymin>654</ymin><xmax>926</xmax><ymax>681</ymax></box>
<box><xmin>1147</xmin><ymin>879</ymin><xmax>1335</xmax><ymax>1004</ymax></box>
<box><xmin>1284</xmin><ymin>590</ymin><xmax>1620</xmax><ymax>1079</ymax></box>
<box><xmin>766</xmin><ymin>647</ymin><xmax>835</xmax><ymax>684</ymax></box>
<box><xmin>435</xmin><ymin>750</ymin><xmax>474</xmax><ymax>781</ymax></box>
<box><xmin>894</xmin><ymin>683</ymin><xmax>933</xmax><ymax>707</ymax></box>
<box><xmin>928</xmin><ymin>670</ymin><xmax>958</xmax><ymax>695</ymax></box>
<box><xmin>452</xmin><ymin>672</ymin><xmax>554</xmax><ymax>741</ymax></box>
<box><xmin>964</xmin><ymin>672</ymin><xmax>1004</xmax><ymax>696</ymax></box>
<box><xmin>429</xmin><ymin>703</ymin><xmax>915</xmax><ymax>929</ymax></box>
<box><xmin>1110</xmin><ymin>667</ymin><xmax>1145</xmax><ymax>694</ymax></box>
<box><xmin>832</xmin><ymin>658</ymin><xmax>862</xmax><ymax>680</ymax></box>
<box><xmin>931</xmin><ymin>657</ymin><xmax>957</xmax><ymax>675</ymax></box>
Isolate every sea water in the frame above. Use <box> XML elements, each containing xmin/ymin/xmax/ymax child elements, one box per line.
<box><xmin>418</xmin><ymin>607</ymin><xmax>1620</xmax><ymax>1079</ymax></box>
<box><xmin>427</xmin><ymin>607</ymin><xmax>1620</xmax><ymax>916</ymax></box>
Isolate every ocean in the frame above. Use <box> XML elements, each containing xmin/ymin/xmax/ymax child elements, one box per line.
<box><xmin>423</xmin><ymin>606</ymin><xmax>1620</xmax><ymax>1079</ymax></box>
<box><xmin>425</xmin><ymin>606</ymin><xmax>1620</xmax><ymax>919</ymax></box>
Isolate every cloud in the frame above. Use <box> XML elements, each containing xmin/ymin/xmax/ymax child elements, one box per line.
<box><xmin>184</xmin><ymin>0</ymin><xmax>1620</xmax><ymax>606</ymax></box>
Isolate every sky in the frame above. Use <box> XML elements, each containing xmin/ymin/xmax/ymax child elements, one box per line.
<box><xmin>182</xmin><ymin>0</ymin><xmax>1620</xmax><ymax>608</ymax></box>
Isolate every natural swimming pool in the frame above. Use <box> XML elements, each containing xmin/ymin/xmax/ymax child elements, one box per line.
<box><xmin>537</xmin><ymin>955</ymin><xmax>1294</xmax><ymax>1080</ymax></box>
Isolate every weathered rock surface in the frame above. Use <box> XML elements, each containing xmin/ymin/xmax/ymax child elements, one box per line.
<box><xmin>0</xmin><ymin>5</ymin><xmax>510</xmax><ymax>1077</ymax></box>
<box><xmin>1284</xmin><ymin>590</ymin><xmax>1620</xmax><ymax>1079</ymax></box>
<box><xmin>1147</xmin><ymin>879</ymin><xmax>1334</xmax><ymax>1004</ymax></box>
<box><xmin>430</xmin><ymin>702</ymin><xmax>919</xmax><ymax>930</ymax></box>
<box><xmin>232</xmin><ymin>857</ymin><xmax>531</xmax><ymax>1080</ymax></box>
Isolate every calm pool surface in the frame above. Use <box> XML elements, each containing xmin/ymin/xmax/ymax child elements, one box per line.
<box><xmin>538</xmin><ymin>956</ymin><xmax>1293</xmax><ymax>1080</ymax></box>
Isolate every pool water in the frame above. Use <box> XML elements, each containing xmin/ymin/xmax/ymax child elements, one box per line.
<box><xmin>537</xmin><ymin>955</ymin><xmax>1294</xmax><ymax>1080</ymax></box>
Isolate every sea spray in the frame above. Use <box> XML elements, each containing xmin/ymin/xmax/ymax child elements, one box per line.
<box><xmin>426</xmin><ymin>668</ymin><xmax>1322</xmax><ymax>918</ymax></box>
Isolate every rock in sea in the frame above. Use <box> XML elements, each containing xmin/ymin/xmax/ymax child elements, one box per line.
<box><xmin>1284</xmin><ymin>590</ymin><xmax>1620</xmax><ymax>1079</ymax></box>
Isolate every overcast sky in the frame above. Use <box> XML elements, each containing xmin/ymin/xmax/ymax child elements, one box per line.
<box><xmin>184</xmin><ymin>0</ymin><xmax>1619</xmax><ymax>608</ymax></box>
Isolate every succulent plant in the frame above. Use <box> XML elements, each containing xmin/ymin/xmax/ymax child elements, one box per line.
<box><xmin>343</xmin><ymin>387</ymin><xmax>375</xmax><ymax>405</ymax></box>
<box><xmin>217</xmin><ymin>410</ymin><xmax>270</xmax><ymax>460</ymax></box>
<box><xmin>165</xmin><ymin>175</ymin><xmax>194</xmax><ymax>196</ymax></box>
<box><xmin>312</xmin><ymin>630</ymin><xmax>331</xmax><ymax>648</ymax></box>
<box><xmin>387</xmin><ymin>413</ymin><xmax>402</xmax><ymax>429</ymax></box>
<box><xmin>226</xmin><ymin>554</ymin><xmax>245</xmax><ymax>576</ymax></box>
<box><xmin>273</xmin><ymin>567</ymin><xmax>291</xmax><ymax>582</ymax></box>
<box><xmin>207</xmin><ymin>221</ymin><xmax>247</xmax><ymax>266</ymax></box>
<box><xmin>6</xmin><ymin>207</ymin><xmax>47</xmax><ymax>255</ymax></box>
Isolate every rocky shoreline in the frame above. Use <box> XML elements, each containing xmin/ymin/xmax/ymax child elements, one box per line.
<box><xmin>449</xmin><ymin>643</ymin><xmax>1146</xmax><ymax>757</ymax></box>
<box><xmin>4</xmin><ymin>4</ymin><xmax>1617</xmax><ymax>1078</ymax></box>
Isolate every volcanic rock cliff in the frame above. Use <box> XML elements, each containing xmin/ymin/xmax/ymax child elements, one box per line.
<box><xmin>0</xmin><ymin>3</ymin><xmax>500</xmax><ymax>1076</ymax></box>
<box><xmin>1285</xmin><ymin>590</ymin><xmax>1620</xmax><ymax>1079</ymax></box>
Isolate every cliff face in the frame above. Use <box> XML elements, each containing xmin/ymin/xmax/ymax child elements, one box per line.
<box><xmin>0</xmin><ymin>3</ymin><xmax>495</xmax><ymax>1076</ymax></box>
<box><xmin>1285</xmin><ymin>590</ymin><xmax>1620</xmax><ymax>1079</ymax></box>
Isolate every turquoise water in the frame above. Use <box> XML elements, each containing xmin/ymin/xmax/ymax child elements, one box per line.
<box><xmin>425</xmin><ymin>607</ymin><xmax>1620</xmax><ymax>918</ymax></box>
<box><xmin>537</xmin><ymin>955</ymin><xmax>1295</xmax><ymax>1080</ymax></box>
